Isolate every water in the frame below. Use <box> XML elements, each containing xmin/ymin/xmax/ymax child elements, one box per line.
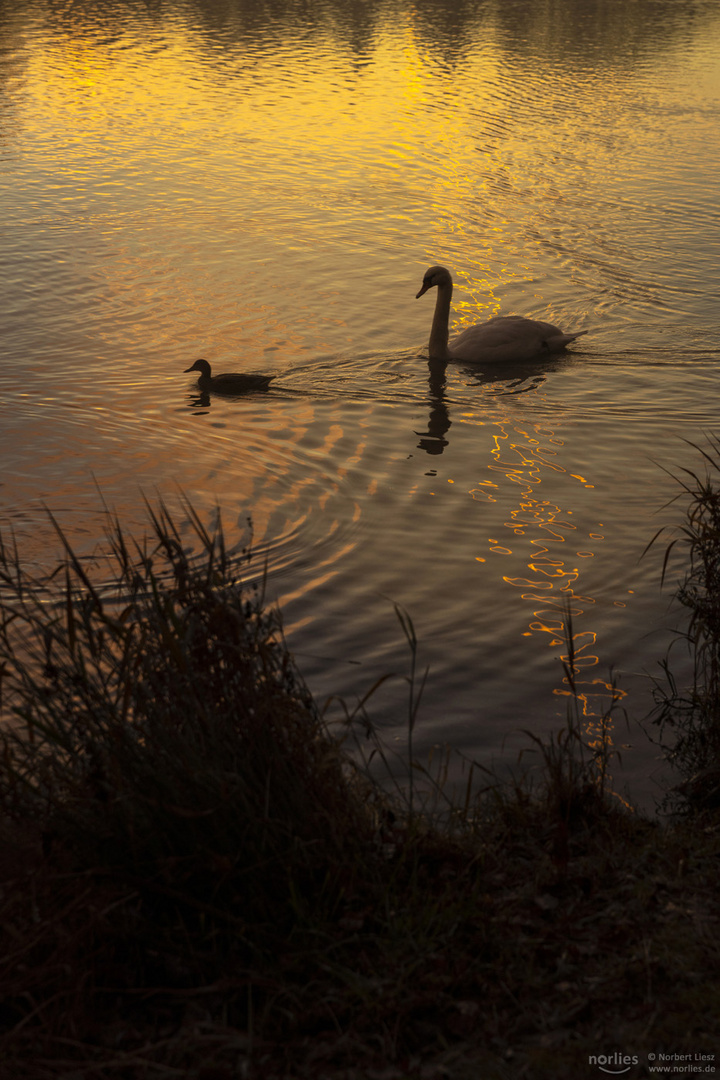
<box><xmin>3</xmin><ymin>0</ymin><xmax>720</xmax><ymax>811</ymax></box>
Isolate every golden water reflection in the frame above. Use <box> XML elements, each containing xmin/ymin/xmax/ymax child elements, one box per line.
<box><xmin>4</xmin><ymin>0</ymin><xmax>718</xmax><ymax>810</ymax></box>
<box><xmin>417</xmin><ymin>357</ymin><xmax>629</xmax><ymax>789</ymax></box>
<box><xmin>7</xmin><ymin>0</ymin><xmax>718</xmax><ymax>367</ymax></box>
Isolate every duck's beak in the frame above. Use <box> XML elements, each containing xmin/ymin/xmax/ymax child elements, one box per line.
<box><xmin>416</xmin><ymin>282</ymin><xmax>430</xmax><ymax>298</ymax></box>
<box><xmin>183</xmin><ymin>364</ymin><xmax>195</xmax><ymax>373</ymax></box>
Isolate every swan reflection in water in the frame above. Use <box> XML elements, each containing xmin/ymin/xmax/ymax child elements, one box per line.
<box><xmin>413</xmin><ymin>265</ymin><xmax>588</xmax><ymax>456</ymax></box>
<box><xmin>414</xmin><ymin>354</ymin><xmax>568</xmax><ymax>457</ymax></box>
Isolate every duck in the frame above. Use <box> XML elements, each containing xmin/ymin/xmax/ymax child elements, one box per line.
<box><xmin>184</xmin><ymin>358</ymin><xmax>275</xmax><ymax>393</ymax></box>
<box><xmin>416</xmin><ymin>265</ymin><xmax>587</xmax><ymax>363</ymax></box>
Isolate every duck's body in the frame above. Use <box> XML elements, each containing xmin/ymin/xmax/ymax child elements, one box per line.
<box><xmin>184</xmin><ymin>358</ymin><xmax>275</xmax><ymax>393</ymax></box>
<box><xmin>416</xmin><ymin>265</ymin><xmax>587</xmax><ymax>364</ymax></box>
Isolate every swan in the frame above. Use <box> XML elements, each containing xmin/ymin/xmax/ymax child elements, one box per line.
<box><xmin>416</xmin><ymin>265</ymin><xmax>587</xmax><ymax>363</ymax></box>
<box><xmin>184</xmin><ymin>358</ymin><xmax>275</xmax><ymax>393</ymax></box>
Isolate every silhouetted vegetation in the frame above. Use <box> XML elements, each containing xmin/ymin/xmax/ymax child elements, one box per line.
<box><xmin>647</xmin><ymin>437</ymin><xmax>720</xmax><ymax>814</ymax></box>
<box><xmin>0</xmin><ymin>493</ymin><xmax>718</xmax><ymax>1078</ymax></box>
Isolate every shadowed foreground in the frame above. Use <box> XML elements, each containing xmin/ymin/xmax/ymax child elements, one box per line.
<box><xmin>0</xmin><ymin>499</ymin><xmax>718</xmax><ymax>1079</ymax></box>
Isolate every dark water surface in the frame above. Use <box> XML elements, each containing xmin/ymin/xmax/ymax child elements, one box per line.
<box><xmin>3</xmin><ymin>0</ymin><xmax>720</xmax><ymax>810</ymax></box>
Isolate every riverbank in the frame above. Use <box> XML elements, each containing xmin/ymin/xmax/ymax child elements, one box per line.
<box><xmin>0</xmin><ymin>495</ymin><xmax>718</xmax><ymax>1079</ymax></box>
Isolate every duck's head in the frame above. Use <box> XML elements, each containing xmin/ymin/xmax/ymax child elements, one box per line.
<box><xmin>416</xmin><ymin>265</ymin><xmax>452</xmax><ymax>299</ymax></box>
<box><xmin>184</xmin><ymin>358</ymin><xmax>212</xmax><ymax>377</ymax></box>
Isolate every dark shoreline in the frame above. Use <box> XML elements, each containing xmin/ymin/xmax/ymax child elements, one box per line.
<box><xmin>0</xmin><ymin>488</ymin><xmax>718</xmax><ymax>1079</ymax></box>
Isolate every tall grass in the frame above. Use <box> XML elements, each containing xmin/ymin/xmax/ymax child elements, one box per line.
<box><xmin>0</xmin><ymin>498</ymin><xmax>679</xmax><ymax>1079</ymax></box>
<box><xmin>645</xmin><ymin>436</ymin><xmax>720</xmax><ymax>812</ymax></box>
<box><xmin>0</xmin><ymin>499</ymin><xmax>370</xmax><ymax>932</ymax></box>
<box><xmin>520</xmin><ymin>603</ymin><xmax>623</xmax><ymax>814</ymax></box>
<box><xmin>335</xmin><ymin>594</ymin><xmax>624</xmax><ymax>852</ymax></box>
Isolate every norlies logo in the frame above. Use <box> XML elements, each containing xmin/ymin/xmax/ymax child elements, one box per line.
<box><xmin>589</xmin><ymin>1053</ymin><xmax>639</xmax><ymax>1075</ymax></box>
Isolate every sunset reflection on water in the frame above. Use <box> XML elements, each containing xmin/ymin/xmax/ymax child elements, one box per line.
<box><xmin>2</xmin><ymin>0</ymin><xmax>720</xmax><ymax>807</ymax></box>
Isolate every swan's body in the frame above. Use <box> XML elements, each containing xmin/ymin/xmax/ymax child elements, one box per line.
<box><xmin>184</xmin><ymin>358</ymin><xmax>274</xmax><ymax>393</ymax></box>
<box><xmin>416</xmin><ymin>265</ymin><xmax>587</xmax><ymax>364</ymax></box>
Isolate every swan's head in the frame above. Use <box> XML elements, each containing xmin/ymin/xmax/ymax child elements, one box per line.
<box><xmin>184</xmin><ymin>358</ymin><xmax>212</xmax><ymax>376</ymax></box>
<box><xmin>416</xmin><ymin>265</ymin><xmax>452</xmax><ymax>298</ymax></box>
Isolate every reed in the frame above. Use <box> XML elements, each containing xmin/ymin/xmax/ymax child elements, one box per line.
<box><xmin>0</xmin><ymin>499</ymin><xmax>717</xmax><ymax>1078</ymax></box>
<box><xmin>645</xmin><ymin>436</ymin><xmax>720</xmax><ymax>812</ymax></box>
<box><xmin>0</xmin><ymin>498</ymin><xmax>371</xmax><ymax>936</ymax></box>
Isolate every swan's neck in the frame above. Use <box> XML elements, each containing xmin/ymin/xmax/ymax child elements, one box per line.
<box><xmin>429</xmin><ymin>281</ymin><xmax>453</xmax><ymax>361</ymax></box>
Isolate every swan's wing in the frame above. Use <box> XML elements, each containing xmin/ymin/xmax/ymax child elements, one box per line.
<box><xmin>450</xmin><ymin>317</ymin><xmax>586</xmax><ymax>363</ymax></box>
<box><xmin>450</xmin><ymin>317</ymin><xmax>545</xmax><ymax>362</ymax></box>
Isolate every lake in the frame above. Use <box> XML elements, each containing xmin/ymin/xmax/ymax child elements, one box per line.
<box><xmin>2</xmin><ymin>0</ymin><xmax>720</xmax><ymax>812</ymax></box>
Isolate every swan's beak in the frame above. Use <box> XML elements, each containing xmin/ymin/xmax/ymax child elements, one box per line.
<box><xmin>416</xmin><ymin>282</ymin><xmax>430</xmax><ymax>298</ymax></box>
